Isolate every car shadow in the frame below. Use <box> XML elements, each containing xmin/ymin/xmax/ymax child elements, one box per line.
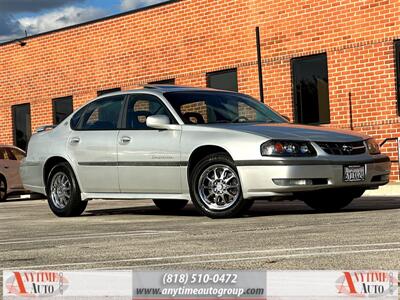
<box><xmin>84</xmin><ymin>196</ymin><xmax>400</xmax><ymax>218</ymax></box>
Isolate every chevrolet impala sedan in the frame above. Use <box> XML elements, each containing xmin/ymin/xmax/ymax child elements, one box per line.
<box><xmin>21</xmin><ymin>85</ymin><xmax>390</xmax><ymax>218</ymax></box>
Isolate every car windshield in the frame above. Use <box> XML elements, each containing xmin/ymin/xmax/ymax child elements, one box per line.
<box><xmin>164</xmin><ymin>91</ymin><xmax>287</xmax><ymax>124</ymax></box>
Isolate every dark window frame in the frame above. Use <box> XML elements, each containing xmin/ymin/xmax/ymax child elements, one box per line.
<box><xmin>291</xmin><ymin>53</ymin><xmax>330</xmax><ymax>125</ymax></box>
<box><xmin>206</xmin><ymin>68</ymin><xmax>238</xmax><ymax>92</ymax></box>
<box><xmin>395</xmin><ymin>40</ymin><xmax>400</xmax><ymax>115</ymax></box>
<box><xmin>11</xmin><ymin>103</ymin><xmax>31</xmax><ymax>151</ymax></box>
<box><xmin>97</xmin><ymin>87</ymin><xmax>121</xmax><ymax>97</ymax></box>
<box><xmin>52</xmin><ymin>96</ymin><xmax>73</xmax><ymax>125</ymax></box>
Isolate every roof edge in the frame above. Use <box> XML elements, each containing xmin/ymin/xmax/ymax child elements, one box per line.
<box><xmin>0</xmin><ymin>0</ymin><xmax>180</xmax><ymax>47</ymax></box>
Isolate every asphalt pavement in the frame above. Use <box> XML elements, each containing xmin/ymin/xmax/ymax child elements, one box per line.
<box><xmin>0</xmin><ymin>196</ymin><xmax>399</xmax><ymax>278</ymax></box>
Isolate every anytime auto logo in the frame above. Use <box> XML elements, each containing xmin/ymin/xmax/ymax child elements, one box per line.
<box><xmin>336</xmin><ymin>271</ymin><xmax>398</xmax><ymax>297</ymax></box>
<box><xmin>4</xmin><ymin>271</ymin><xmax>69</xmax><ymax>297</ymax></box>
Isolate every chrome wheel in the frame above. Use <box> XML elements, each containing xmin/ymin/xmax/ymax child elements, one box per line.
<box><xmin>50</xmin><ymin>172</ymin><xmax>71</xmax><ymax>209</ymax></box>
<box><xmin>198</xmin><ymin>164</ymin><xmax>240</xmax><ymax>210</ymax></box>
<box><xmin>0</xmin><ymin>179</ymin><xmax>6</xmax><ymax>201</ymax></box>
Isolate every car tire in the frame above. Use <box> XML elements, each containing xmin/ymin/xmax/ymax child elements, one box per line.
<box><xmin>0</xmin><ymin>176</ymin><xmax>7</xmax><ymax>202</ymax></box>
<box><xmin>153</xmin><ymin>199</ymin><xmax>188</xmax><ymax>212</ymax></box>
<box><xmin>299</xmin><ymin>188</ymin><xmax>365</xmax><ymax>212</ymax></box>
<box><xmin>190</xmin><ymin>152</ymin><xmax>247</xmax><ymax>218</ymax></box>
<box><xmin>242</xmin><ymin>199</ymin><xmax>255</xmax><ymax>213</ymax></box>
<box><xmin>46</xmin><ymin>162</ymin><xmax>87</xmax><ymax>217</ymax></box>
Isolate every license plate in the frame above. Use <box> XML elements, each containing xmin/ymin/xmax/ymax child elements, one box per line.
<box><xmin>343</xmin><ymin>165</ymin><xmax>366</xmax><ymax>182</ymax></box>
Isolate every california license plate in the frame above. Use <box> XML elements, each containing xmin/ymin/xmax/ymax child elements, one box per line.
<box><xmin>343</xmin><ymin>165</ymin><xmax>366</xmax><ymax>182</ymax></box>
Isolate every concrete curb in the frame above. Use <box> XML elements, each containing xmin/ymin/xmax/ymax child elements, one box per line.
<box><xmin>364</xmin><ymin>183</ymin><xmax>400</xmax><ymax>197</ymax></box>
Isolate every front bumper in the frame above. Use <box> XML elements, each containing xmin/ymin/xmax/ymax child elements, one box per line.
<box><xmin>236</xmin><ymin>155</ymin><xmax>391</xmax><ymax>199</ymax></box>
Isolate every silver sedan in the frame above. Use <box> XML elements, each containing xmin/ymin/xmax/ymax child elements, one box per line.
<box><xmin>0</xmin><ymin>145</ymin><xmax>27</xmax><ymax>201</ymax></box>
<box><xmin>20</xmin><ymin>85</ymin><xmax>390</xmax><ymax>218</ymax></box>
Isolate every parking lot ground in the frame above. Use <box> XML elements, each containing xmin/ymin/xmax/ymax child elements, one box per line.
<box><xmin>0</xmin><ymin>196</ymin><xmax>399</xmax><ymax>277</ymax></box>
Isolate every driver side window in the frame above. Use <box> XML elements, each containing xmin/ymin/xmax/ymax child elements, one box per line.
<box><xmin>125</xmin><ymin>94</ymin><xmax>174</xmax><ymax>130</ymax></box>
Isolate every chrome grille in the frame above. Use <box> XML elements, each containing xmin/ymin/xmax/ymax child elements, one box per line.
<box><xmin>316</xmin><ymin>141</ymin><xmax>366</xmax><ymax>155</ymax></box>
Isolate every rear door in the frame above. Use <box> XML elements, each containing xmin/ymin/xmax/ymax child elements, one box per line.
<box><xmin>66</xmin><ymin>95</ymin><xmax>125</xmax><ymax>193</ymax></box>
<box><xmin>117</xmin><ymin>93</ymin><xmax>182</xmax><ymax>194</ymax></box>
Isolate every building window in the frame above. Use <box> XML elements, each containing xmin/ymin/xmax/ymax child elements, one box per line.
<box><xmin>12</xmin><ymin>104</ymin><xmax>31</xmax><ymax>151</ymax></box>
<box><xmin>97</xmin><ymin>88</ymin><xmax>121</xmax><ymax>96</ymax></box>
<box><xmin>395</xmin><ymin>40</ymin><xmax>400</xmax><ymax>115</ymax></box>
<box><xmin>149</xmin><ymin>78</ymin><xmax>175</xmax><ymax>85</ymax></box>
<box><xmin>53</xmin><ymin>96</ymin><xmax>73</xmax><ymax>125</ymax></box>
<box><xmin>207</xmin><ymin>69</ymin><xmax>238</xmax><ymax>92</ymax></box>
<box><xmin>292</xmin><ymin>53</ymin><xmax>330</xmax><ymax>124</ymax></box>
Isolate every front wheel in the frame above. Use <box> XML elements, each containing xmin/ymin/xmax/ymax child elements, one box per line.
<box><xmin>46</xmin><ymin>162</ymin><xmax>87</xmax><ymax>217</ymax></box>
<box><xmin>298</xmin><ymin>188</ymin><xmax>365</xmax><ymax>212</ymax></box>
<box><xmin>153</xmin><ymin>199</ymin><xmax>188</xmax><ymax>212</ymax></box>
<box><xmin>190</xmin><ymin>153</ymin><xmax>247</xmax><ymax>218</ymax></box>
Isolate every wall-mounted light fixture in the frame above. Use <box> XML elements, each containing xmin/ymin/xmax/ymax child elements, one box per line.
<box><xmin>16</xmin><ymin>30</ymin><xmax>28</xmax><ymax>47</ymax></box>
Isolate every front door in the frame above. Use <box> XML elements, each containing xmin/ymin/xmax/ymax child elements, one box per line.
<box><xmin>117</xmin><ymin>93</ymin><xmax>182</xmax><ymax>194</ymax></box>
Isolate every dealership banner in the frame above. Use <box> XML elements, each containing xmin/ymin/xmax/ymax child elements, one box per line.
<box><xmin>132</xmin><ymin>271</ymin><xmax>266</xmax><ymax>299</ymax></box>
<box><xmin>2</xmin><ymin>270</ymin><xmax>398</xmax><ymax>299</ymax></box>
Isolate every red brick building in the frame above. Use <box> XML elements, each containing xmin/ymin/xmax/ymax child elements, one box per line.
<box><xmin>1</xmin><ymin>0</ymin><xmax>400</xmax><ymax>179</ymax></box>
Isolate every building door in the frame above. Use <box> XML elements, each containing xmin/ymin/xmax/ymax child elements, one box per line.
<box><xmin>12</xmin><ymin>104</ymin><xmax>31</xmax><ymax>151</ymax></box>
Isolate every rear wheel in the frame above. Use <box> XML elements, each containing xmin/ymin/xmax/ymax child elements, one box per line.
<box><xmin>46</xmin><ymin>162</ymin><xmax>87</xmax><ymax>217</ymax></box>
<box><xmin>298</xmin><ymin>188</ymin><xmax>365</xmax><ymax>212</ymax></box>
<box><xmin>0</xmin><ymin>177</ymin><xmax>7</xmax><ymax>202</ymax></box>
<box><xmin>190</xmin><ymin>153</ymin><xmax>247</xmax><ymax>218</ymax></box>
<box><xmin>153</xmin><ymin>199</ymin><xmax>188</xmax><ymax>212</ymax></box>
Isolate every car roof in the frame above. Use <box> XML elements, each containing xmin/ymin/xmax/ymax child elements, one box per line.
<box><xmin>0</xmin><ymin>145</ymin><xmax>25</xmax><ymax>151</ymax></box>
<box><xmin>95</xmin><ymin>85</ymin><xmax>234</xmax><ymax>98</ymax></box>
<box><xmin>141</xmin><ymin>84</ymin><xmax>219</xmax><ymax>93</ymax></box>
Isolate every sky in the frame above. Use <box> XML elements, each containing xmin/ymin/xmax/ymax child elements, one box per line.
<box><xmin>0</xmin><ymin>0</ymin><xmax>167</xmax><ymax>43</ymax></box>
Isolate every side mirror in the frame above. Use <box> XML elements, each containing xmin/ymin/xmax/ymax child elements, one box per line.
<box><xmin>282</xmin><ymin>115</ymin><xmax>291</xmax><ymax>122</ymax></box>
<box><xmin>146</xmin><ymin>115</ymin><xmax>171</xmax><ymax>129</ymax></box>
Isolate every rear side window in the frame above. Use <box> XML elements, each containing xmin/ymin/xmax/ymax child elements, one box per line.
<box><xmin>70</xmin><ymin>108</ymin><xmax>85</xmax><ymax>130</ymax></box>
<box><xmin>0</xmin><ymin>148</ymin><xmax>6</xmax><ymax>160</ymax></box>
<box><xmin>79</xmin><ymin>96</ymin><xmax>125</xmax><ymax>130</ymax></box>
<box><xmin>7</xmin><ymin>148</ymin><xmax>25</xmax><ymax>160</ymax></box>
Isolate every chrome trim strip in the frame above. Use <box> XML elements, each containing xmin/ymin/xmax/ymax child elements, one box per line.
<box><xmin>78</xmin><ymin>161</ymin><xmax>188</xmax><ymax>167</ymax></box>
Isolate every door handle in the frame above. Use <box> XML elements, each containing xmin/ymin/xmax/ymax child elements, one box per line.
<box><xmin>70</xmin><ymin>137</ymin><xmax>80</xmax><ymax>144</ymax></box>
<box><xmin>120</xmin><ymin>136</ymin><xmax>132</xmax><ymax>144</ymax></box>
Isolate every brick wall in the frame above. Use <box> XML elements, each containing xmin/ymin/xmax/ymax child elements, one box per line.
<box><xmin>1</xmin><ymin>0</ymin><xmax>400</xmax><ymax>179</ymax></box>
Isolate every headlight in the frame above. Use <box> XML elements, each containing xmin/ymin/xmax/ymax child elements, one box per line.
<box><xmin>261</xmin><ymin>140</ymin><xmax>316</xmax><ymax>157</ymax></box>
<box><xmin>366</xmin><ymin>138</ymin><xmax>380</xmax><ymax>155</ymax></box>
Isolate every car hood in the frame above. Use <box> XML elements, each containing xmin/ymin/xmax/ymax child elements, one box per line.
<box><xmin>203</xmin><ymin>123</ymin><xmax>369</xmax><ymax>142</ymax></box>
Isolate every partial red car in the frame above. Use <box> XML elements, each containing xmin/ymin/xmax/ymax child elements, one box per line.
<box><xmin>0</xmin><ymin>145</ymin><xmax>29</xmax><ymax>201</ymax></box>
